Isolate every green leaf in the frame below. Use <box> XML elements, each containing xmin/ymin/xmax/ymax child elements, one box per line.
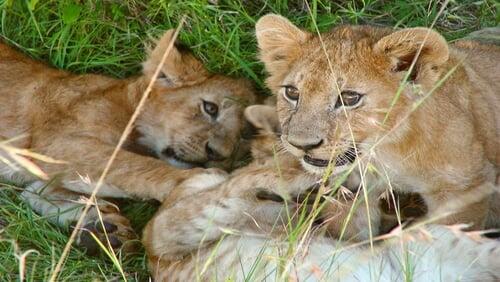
<box><xmin>27</xmin><ymin>0</ymin><xmax>39</xmax><ymax>11</ymax></box>
<box><xmin>61</xmin><ymin>3</ymin><xmax>81</xmax><ymax>25</ymax></box>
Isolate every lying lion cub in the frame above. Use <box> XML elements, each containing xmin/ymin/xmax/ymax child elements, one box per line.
<box><xmin>255</xmin><ymin>15</ymin><xmax>499</xmax><ymax>229</ymax></box>
<box><xmin>143</xmin><ymin>104</ymin><xmax>500</xmax><ymax>281</ymax></box>
<box><xmin>0</xmin><ymin>30</ymin><xmax>255</xmax><ymax>253</ymax></box>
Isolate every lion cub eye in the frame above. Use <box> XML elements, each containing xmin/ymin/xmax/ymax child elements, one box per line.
<box><xmin>335</xmin><ymin>91</ymin><xmax>364</xmax><ymax>108</ymax></box>
<box><xmin>282</xmin><ymin>85</ymin><xmax>300</xmax><ymax>102</ymax></box>
<box><xmin>202</xmin><ymin>100</ymin><xmax>219</xmax><ymax>117</ymax></box>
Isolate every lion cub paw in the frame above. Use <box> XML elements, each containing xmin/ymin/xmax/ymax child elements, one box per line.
<box><xmin>183</xmin><ymin>168</ymin><xmax>228</xmax><ymax>189</ymax></box>
<box><xmin>73</xmin><ymin>208</ymin><xmax>138</xmax><ymax>256</ymax></box>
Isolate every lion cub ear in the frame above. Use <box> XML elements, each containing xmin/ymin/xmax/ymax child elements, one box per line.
<box><xmin>244</xmin><ymin>104</ymin><xmax>280</xmax><ymax>135</ymax></box>
<box><xmin>374</xmin><ymin>28</ymin><xmax>449</xmax><ymax>82</ymax></box>
<box><xmin>255</xmin><ymin>14</ymin><xmax>310</xmax><ymax>75</ymax></box>
<box><xmin>143</xmin><ymin>29</ymin><xmax>210</xmax><ymax>88</ymax></box>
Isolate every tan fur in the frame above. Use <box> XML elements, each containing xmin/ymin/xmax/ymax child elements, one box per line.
<box><xmin>143</xmin><ymin>104</ymin><xmax>500</xmax><ymax>281</ymax></box>
<box><xmin>143</xmin><ymin>104</ymin><xmax>381</xmax><ymax>280</ymax></box>
<box><xmin>0</xmin><ymin>30</ymin><xmax>255</xmax><ymax>251</ymax></box>
<box><xmin>256</xmin><ymin>15</ymin><xmax>499</xmax><ymax>229</ymax></box>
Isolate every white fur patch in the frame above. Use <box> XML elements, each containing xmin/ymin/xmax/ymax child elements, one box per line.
<box><xmin>63</xmin><ymin>177</ymin><xmax>129</xmax><ymax>198</ymax></box>
<box><xmin>186</xmin><ymin>224</ymin><xmax>500</xmax><ymax>281</ymax></box>
<box><xmin>189</xmin><ymin>198</ymin><xmax>248</xmax><ymax>239</ymax></box>
<box><xmin>21</xmin><ymin>181</ymin><xmax>83</xmax><ymax>225</ymax></box>
<box><xmin>163</xmin><ymin>156</ymin><xmax>195</xmax><ymax>169</ymax></box>
<box><xmin>182</xmin><ymin>172</ymin><xmax>228</xmax><ymax>193</ymax></box>
<box><xmin>21</xmin><ymin>181</ymin><xmax>115</xmax><ymax>226</ymax></box>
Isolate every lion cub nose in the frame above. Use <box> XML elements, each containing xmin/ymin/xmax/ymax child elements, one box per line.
<box><xmin>205</xmin><ymin>143</ymin><xmax>225</xmax><ymax>161</ymax></box>
<box><xmin>288</xmin><ymin>138</ymin><xmax>323</xmax><ymax>152</ymax></box>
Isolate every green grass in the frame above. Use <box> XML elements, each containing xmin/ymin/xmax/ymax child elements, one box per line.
<box><xmin>0</xmin><ymin>0</ymin><xmax>497</xmax><ymax>281</ymax></box>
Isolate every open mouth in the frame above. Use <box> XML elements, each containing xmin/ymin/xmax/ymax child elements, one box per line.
<box><xmin>303</xmin><ymin>147</ymin><xmax>358</xmax><ymax>168</ymax></box>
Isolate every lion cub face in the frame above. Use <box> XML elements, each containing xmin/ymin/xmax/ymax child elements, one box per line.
<box><xmin>136</xmin><ymin>31</ymin><xmax>256</xmax><ymax>168</ymax></box>
<box><xmin>256</xmin><ymin>15</ymin><xmax>449</xmax><ymax>175</ymax></box>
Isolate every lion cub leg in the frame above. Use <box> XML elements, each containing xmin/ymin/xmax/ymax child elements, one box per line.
<box><xmin>144</xmin><ymin>166</ymin><xmax>317</xmax><ymax>263</ymax></box>
<box><xmin>21</xmin><ymin>181</ymin><xmax>138</xmax><ymax>255</ymax></box>
<box><xmin>318</xmin><ymin>191</ymin><xmax>380</xmax><ymax>241</ymax></box>
<box><xmin>424</xmin><ymin>181</ymin><xmax>494</xmax><ymax>229</ymax></box>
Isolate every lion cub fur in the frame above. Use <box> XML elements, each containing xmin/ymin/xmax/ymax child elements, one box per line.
<box><xmin>0</xmin><ymin>30</ymin><xmax>255</xmax><ymax>253</ymax></box>
<box><xmin>255</xmin><ymin>15</ymin><xmax>499</xmax><ymax>229</ymax></box>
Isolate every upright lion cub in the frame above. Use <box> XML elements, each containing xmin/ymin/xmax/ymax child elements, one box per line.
<box><xmin>0</xmin><ymin>30</ymin><xmax>255</xmax><ymax>253</ymax></box>
<box><xmin>255</xmin><ymin>15</ymin><xmax>499</xmax><ymax>229</ymax></box>
<box><xmin>143</xmin><ymin>104</ymin><xmax>500</xmax><ymax>281</ymax></box>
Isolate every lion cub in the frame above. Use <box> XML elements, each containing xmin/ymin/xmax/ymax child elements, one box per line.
<box><xmin>255</xmin><ymin>15</ymin><xmax>499</xmax><ymax>229</ymax></box>
<box><xmin>0</xmin><ymin>30</ymin><xmax>255</xmax><ymax>253</ymax></box>
<box><xmin>143</xmin><ymin>104</ymin><xmax>500</xmax><ymax>281</ymax></box>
